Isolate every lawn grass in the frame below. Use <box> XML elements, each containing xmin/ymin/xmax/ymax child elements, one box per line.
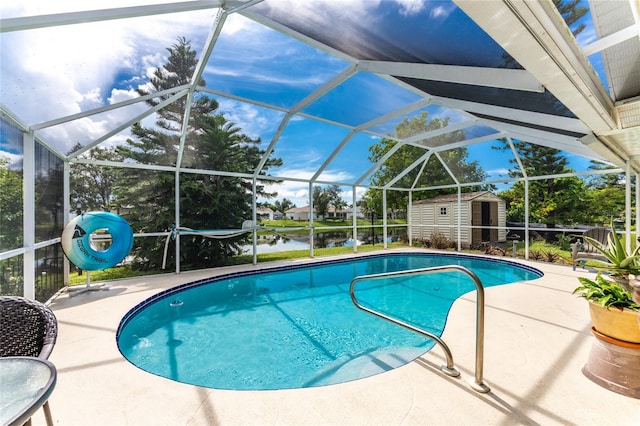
<box><xmin>67</xmin><ymin>241</ymin><xmax>408</xmax><ymax>285</ymax></box>
<box><xmin>68</xmin><ymin>267</ymin><xmax>167</xmax><ymax>285</ymax></box>
<box><xmin>67</xmin><ymin>227</ymin><xmax>632</xmax><ymax>286</ymax></box>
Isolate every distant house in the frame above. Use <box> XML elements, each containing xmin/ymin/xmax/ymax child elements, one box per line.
<box><xmin>256</xmin><ymin>207</ymin><xmax>275</xmax><ymax>221</ymax></box>
<box><xmin>327</xmin><ymin>205</ymin><xmax>366</xmax><ymax>220</ymax></box>
<box><xmin>286</xmin><ymin>206</ymin><xmax>311</xmax><ymax>221</ymax></box>
<box><xmin>325</xmin><ymin>206</ymin><xmax>349</xmax><ymax>220</ymax></box>
<box><xmin>285</xmin><ymin>205</ymin><xmax>364</xmax><ymax>221</ymax></box>
<box><xmin>410</xmin><ymin>191</ymin><xmax>506</xmax><ymax>248</ymax></box>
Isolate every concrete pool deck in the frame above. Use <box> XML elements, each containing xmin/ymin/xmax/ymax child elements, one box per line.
<box><xmin>34</xmin><ymin>249</ymin><xmax>639</xmax><ymax>425</ymax></box>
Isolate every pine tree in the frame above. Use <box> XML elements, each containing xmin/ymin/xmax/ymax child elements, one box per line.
<box><xmin>495</xmin><ymin>140</ymin><xmax>588</xmax><ymax>227</ymax></box>
<box><xmin>553</xmin><ymin>0</ymin><xmax>588</xmax><ymax>36</ymax></box>
<box><xmin>115</xmin><ymin>38</ymin><xmax>281</xmax><ymax>270</ymax></box>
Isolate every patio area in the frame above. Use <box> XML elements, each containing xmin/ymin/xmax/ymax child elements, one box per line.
<box><xmin>33</xmin><ymin>249</ymin><xmax>639</xmax><ymax>425</ymax></box>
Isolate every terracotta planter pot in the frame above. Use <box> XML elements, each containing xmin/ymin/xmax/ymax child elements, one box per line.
<box><xmin>588</xmin><ymin>301</ymin><xmax>640</xmax><ymax>344</ymax></box>
<box><xmin>583</xmin><ymin>327</ymin><xmax>640</xmax><ymax>399</ymax></box>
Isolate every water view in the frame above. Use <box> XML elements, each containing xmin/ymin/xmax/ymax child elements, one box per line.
<box><xmin>242</xmin><ymin>230</ymin><xmax>406</xmax><ymax>254</ymax></box>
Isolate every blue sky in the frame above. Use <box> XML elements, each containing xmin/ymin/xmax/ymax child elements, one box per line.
<box><xmin>0</xmin><ymin>0</ymin><xmax>612</xmax><ymax>208</ymax></box>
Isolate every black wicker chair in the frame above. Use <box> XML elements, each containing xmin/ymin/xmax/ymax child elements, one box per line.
<box><xmin>0</xmin><ymin>296</ymin><xmax>58</xmax><ymax>426</ymax></box>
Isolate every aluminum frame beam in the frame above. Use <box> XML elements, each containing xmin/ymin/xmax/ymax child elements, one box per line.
<box><xmin>454</xmin><ymin>0</ymin><xmax>616</xmax><ymax>134</ymax></box>
<box><xmin>0</xmin><ymin>1</ymin><xmax>222</xmax><ymax>33</ymax></box>
<box><xmin>357</xmin><ymin>60</ymin><xmax>544</xmax><ymax>93</ymax></box>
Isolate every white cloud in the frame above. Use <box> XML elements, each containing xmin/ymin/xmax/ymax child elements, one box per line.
<box><xmin>488</xmin><ymin>168</ymin><xmax>511</xmax><ymax>176</ymax></box>
<box><xmin>315</xmin><ymin>169</ymin><xmax>355</xmax><ymax>184</ymax></box>
<box><xmin>0</xmin><ymin>4</ymin><xmax>214</xmax><ymax>154</ymax></box>
<box><xmin>429</xmin><ymin>5</ymin><xmax>449</xmax><ymax>20</ymax></box>
<box><xmin>0</xmin><ymin>151</ymin><xmax>23</xmax><ymax>170</ymax></box>
<box><xmin>395</xmin><ymin>0</ymin><xmax>427</xmax><ymax>16</ymax></box>
<box><xmin>216</xmin><ymin>98</ymin><xmax>284</xmax><ymax>140</ymax></box>
<box><xmin>259</xmin><ymin>167</ymin><xmax>360</xmax><ymax>207</ymax></box>
<box><xmin>260</xmin><ymin>172</ymin><xmax>313</xmax><ymax>207</ymax></box>
<box><xmin>575</xmin><ymin>25</ymin><xmax>598</xmax><ymax>47</ymax></box>
<box><xmin>107</xmin><ymin>88</ymin><xmax>139</xmax><ymax>104</ymax></box>
<box><xmin>83</xmin><ymin>87</ymin><xmax>103</xmax><ymax>104</ymax></box>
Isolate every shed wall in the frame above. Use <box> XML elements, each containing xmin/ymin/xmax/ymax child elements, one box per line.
<box><xmin>410</xmin><ymin>194</ymin><xmax>506</xmax><ymax>248</ymax></box>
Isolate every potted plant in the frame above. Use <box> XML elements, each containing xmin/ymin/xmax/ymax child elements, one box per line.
<box><xmin>573</xmin><ymin>222</ymin><xmax>640</xmax><ymax>398</ymax></box>
<box><xmin>573</xmin><ymin>274</ymin><xmax>640</xmax><ymax>343</ymax></box>
<box><xmin>578</xmin><ymin>221</ymin><xmax>640</xmax><ymax>293</ymax></box>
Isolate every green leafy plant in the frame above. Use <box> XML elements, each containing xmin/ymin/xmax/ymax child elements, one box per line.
<box><xmin>542</xmin><ymin>251</ymin><xmax>560</xmax><ymax>263</ymax></box>
<box><xmin>556</xmin><ymin>233</ymin><xmax>572</xmax><ymax>251</ymax></box>
<box><xmin>581</xmin><ymin>221</ymin><xmax>640</xmax><ymax>292</ymax></box>
<box><xmin>529</xmin><ymin>250</ymin><xmax>544</xmax><ymax>261</ymax></box>
<box><xmin>573</xmin><ymin>274</ymin><xmax>640</xmax><ymax>312</ymax></box>
<box><xmin>583</xmin><ymin>222</ymin><xmax>640</xmax><ymax>274</ymax></box>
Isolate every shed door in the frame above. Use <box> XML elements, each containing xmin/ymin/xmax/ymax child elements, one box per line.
<box><xmin>471</xmin><ymin>202</ymin><xmax>482</xmax><ymax>245</ymax></box>
<box><xmin>489</xmin><ymin>202</ymin><xmax>498</xmax><ymax>241</ymax></box>
<box><xmin>481</xmin><ymin>202</ymin><xmax>491</xmax><ymax>241</ymax></box>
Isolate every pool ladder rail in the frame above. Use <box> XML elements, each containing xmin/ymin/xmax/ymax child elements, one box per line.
<box><xmin>349</xmin><ymin>264</ymin><xmax>490</xmax><ymax>394</ymax></box>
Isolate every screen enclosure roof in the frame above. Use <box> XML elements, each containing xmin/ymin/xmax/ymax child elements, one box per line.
<box><xmin>1</xmin><ymin>0</ymin><xmax>639</xmax><ymax>198</ymax></box>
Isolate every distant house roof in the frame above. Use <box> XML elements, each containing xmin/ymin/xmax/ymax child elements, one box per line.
<box><xmin>257</xmin><ymin>207</ymin><xmax>274</xmax><ymax>214</ymax></box>
<box><xmin>285</xmin><ymin>205</ymin><xmax>356</xmax><ymax>214</ymax></box>
<box><xmin>285</xmin><ymin>206</ymin><xmax>309</xmax><ymax>214</ymax></box>
<box><xmin>412</xmin><ymin>191</ymin><xmax>503</xmax><ymax>205</ymax></box>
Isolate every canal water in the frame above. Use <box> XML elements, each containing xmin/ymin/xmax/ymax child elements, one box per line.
<box><xmin>242</xmin><ymin>229</ymin><xmax>406</xmax><ymax>254</ymax></box>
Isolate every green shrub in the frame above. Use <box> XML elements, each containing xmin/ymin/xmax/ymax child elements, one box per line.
<box><xmin>529</xmin><ymin>250</ymin><xmax>544</xmax><ymax>261</ymax></box>
<box><xmin>429</xmin><ymin>232</ymin><xmax>451</xmax><ymax>249</ymax></box>
<box><xmin>555</xmin><ymin>233</ymin><xmax>572</xmax><ymax>251</ymax></box>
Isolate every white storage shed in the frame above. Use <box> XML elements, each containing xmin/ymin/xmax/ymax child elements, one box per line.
<box><xmin>410</xmin><ymin>191</ymin><xmax>507</xmax><ymax>248</ymax></box>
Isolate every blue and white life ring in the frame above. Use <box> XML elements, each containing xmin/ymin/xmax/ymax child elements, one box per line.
<box><xmin>61</xmin><ymin>212</ymin><xmax>133</xmax><ymax>271</ymax></box>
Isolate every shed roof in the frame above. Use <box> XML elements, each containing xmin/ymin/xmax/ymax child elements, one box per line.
<box><xmin>412</xmin><ymin>191</ymin><xmax>503</xmax><ymax>205</ymax></box>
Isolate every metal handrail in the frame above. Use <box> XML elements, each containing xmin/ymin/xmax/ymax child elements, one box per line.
<box><xmin>349</xmin><ymin>264</ymin><xmax>490</xmax><ymax>393</ymax></box>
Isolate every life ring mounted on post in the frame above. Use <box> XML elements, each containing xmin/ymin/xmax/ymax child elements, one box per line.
<box><xmin>61</xmin><ymin>212</ymin><xmax>133</xmax><ymax>271</ymax></box>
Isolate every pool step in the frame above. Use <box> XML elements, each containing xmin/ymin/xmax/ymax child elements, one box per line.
<box><xmin>303</xmin><ymin>346</ymin><xmax>429</xmax><ymax>387</ymax></box>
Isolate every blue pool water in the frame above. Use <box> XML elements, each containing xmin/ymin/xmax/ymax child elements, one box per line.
<box><xmin>116</xmin><ymin>253</ymin><xmax>542</xmax><ymax>390</ymax></box>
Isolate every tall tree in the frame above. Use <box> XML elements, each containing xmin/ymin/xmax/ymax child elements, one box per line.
<box><xmin>328</xmin><ymin>185</ymin><xmax>348</xmax><ymax>211</ymax></box>
<box><xmin>0</xmin><ymin>157</ymin><xmax>23</xmax><ymax>251</ymax></box>
<box><xmin>495</xmin><ymin>140</ymin><xmax>588</xmax><ymax>226</ymax></box>
<box><xmin>553</xmin><ymin>0</ymin><xmax>588</xmax><ymax>36</ymax></box>
<box><xmin>115</xmin><ymin>38</ymin><xmax>281</xmax><ymax>270</ymax></box>
<box><xmin>364</xmin><ymin>112</ymin><xmax>492</xmax><ymax>216</ymax></box>
<box><xmin>582</xmin><ymin>161</ymin><xmax>627</xmax><ymax>225</ymax></box>
<box><xmin>312</xmin><ymin>185</ymin><xmax>346</xmax><ymax>219</ymax></box>
<box><xmin>312</xmin><ymin>186</ymin><xmax>331</xmax><ymax>219</ymax></box>
<box><xmin>585</xmin><ymin>161</ymin><xmax>624</xmax><ymax>190</ymax></box>
<box><xmin>69</xmin><ymin>144</ymin><xmax>123</xmax><ymax>213</ymax></box>
<box><xmin>274</xmin><ymin>198</ymin><xmax>295</xmax><ymax>214</ymax></box>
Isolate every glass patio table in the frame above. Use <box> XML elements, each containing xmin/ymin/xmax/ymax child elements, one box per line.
<box><xmin>0</xmin><ymin>356</ymin><xmax>56</xmax><ymax>426</ymax></box>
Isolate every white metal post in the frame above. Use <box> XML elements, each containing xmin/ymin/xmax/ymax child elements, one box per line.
<box><xmin>352</xmin><ymin>185</ymin><xmax>357</xmax><ymax>253</ymax></box>
<box><xmin>23</xmin><ymin>131</ymin><xmax>35</xmax><ymax>299</ymax></box>
<box><xmin>309</xmin><ymin>182</ymin><xmax>314</xmax><ymax>258</ymax></box>
<box><xmin>524</xmin><ymin>179</ymin><xmax>530</xmax><ymax>260</ymax></box>
<box><xmin>63</xmin><ymin>161</ymin><xmax>71</xmax><ymax>286</ymax></box>
<box><xmin>252</xmin><ymin>177</ymin><xmax>257</xmax><ymax>265</ymax></box>
<box><xmin>175</xmin><ymin>169</ymin><xmax>180</xmax><ymax>274</ymax></box>
<box><xmin>383</xmin><ymin>189</ymin><xmax>388</xmax><ymax>249</ymax></box>
<box><xmin>408</xmin><ymin>191</ymin><xmax>412</xmax><ymax>247</ymax></box>
<box><xmin>457</xmin><ymin>188</ymin><xmax>461</xmax><ymax>252</ymax></box>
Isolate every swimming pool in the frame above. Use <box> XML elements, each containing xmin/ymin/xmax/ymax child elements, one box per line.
<box><xmin>117</xmin><ymin>252</ymin><xmax>542</xmax><ymax>390</ymax></box>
